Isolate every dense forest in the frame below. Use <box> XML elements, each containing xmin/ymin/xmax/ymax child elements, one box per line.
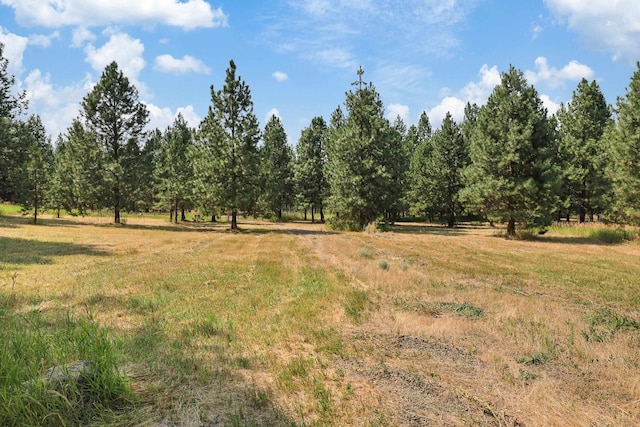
<box><xmin>2</xmin><ymin>42</ymin><xmax>640</xmax><ymax>235</ymax></box>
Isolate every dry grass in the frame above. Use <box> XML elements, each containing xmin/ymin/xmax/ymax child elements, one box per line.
<box><xmin>1</xmin><ymin>214</ymin><xmax>639</xmax><ymax>426</ymax></box>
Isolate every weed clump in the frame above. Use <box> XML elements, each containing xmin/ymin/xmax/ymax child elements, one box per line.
<box><xmin>378</xmin><ymin>259</ymin><xmax>389</xmax><ymax>270</ymax></box>
<box><xmin>589</xmin><ymin>227</ymin><xmax>637</xmax><ymax>244</ymax></box>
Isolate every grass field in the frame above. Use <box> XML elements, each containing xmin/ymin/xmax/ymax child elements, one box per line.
<box><xmin>1</xmin><ymin>213</ymin><xmax>639</xmax><ymax>426</ymax></box>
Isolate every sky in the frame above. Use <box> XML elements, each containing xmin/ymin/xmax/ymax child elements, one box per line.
<box><xmin>1</xmin><ymin>0</ymin><xmax>640</xmax><ymax>145</ymax></box>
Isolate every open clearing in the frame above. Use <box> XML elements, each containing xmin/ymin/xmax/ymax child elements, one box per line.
<box><xmin>1</xmin><ymin>215</ymin><xmax>639</xmax><ymax>426</ymax></box>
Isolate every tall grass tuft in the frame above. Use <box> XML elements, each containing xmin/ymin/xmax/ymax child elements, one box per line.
<box><xmin>0</xmin><ymin>308</ymin><xmax>131</xmax><ymax>426</ymax></box>
<box><xmin>589</xmin><ymin>227</ymin><xmax>637</xmax><ymax>244</ymax></box>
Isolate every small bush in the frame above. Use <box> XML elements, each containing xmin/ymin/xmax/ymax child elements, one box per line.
<box><xmin>359</xmin><ymin>247</ymin><xmax>372</xmax><ymax>258</ymax></box>
<box><xmin>378</xmin><ymin>259</ymin><xmax>389</xmax><ymax>270</ymax></box>
<box><xmin>589</xmin><ymin>227</ymin><xmax>637</xmax><ymax>244</ymax></box>
<box><xmin>326</xmin><ymin>217</ymin><xmax>362</xmax><ymax>231</ymax></box>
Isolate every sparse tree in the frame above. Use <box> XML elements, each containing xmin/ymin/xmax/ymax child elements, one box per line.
<box><xmin>295</xmin><ymin>116</ymin><xmax>328</xmax><ymax>222</ymax></box>
<box><xmin>81</xmin><ymin>61</ymin><xmax>149</xmax><ymax>223</ymax></box>
<box><xmin>260</xmin><ymin>115</ymin><xmax>294</xmax><ymax>219</ymax></box>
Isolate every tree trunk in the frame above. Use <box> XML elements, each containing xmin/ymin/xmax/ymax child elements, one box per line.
<box><xmin>447</xmin><ymin>211</ymin><xmax>454</xmax><ymax>228</ymax></box>
<box><xmin>231</xmin><ymin>209</ymin><xmax>238</xmax><ymax>230</ymax></box>
<box><xmin>57</xmin><ymin>207</ymin><xmax>61</xmax><ymax>219</ymax></box>
<box><xmin>304</xmin><ymin>208</ymin><xmax>307</xmax><ymax>221</ymax></box>
<box><xmin>277</xmin><ymin>208</ymin><xmax>282</xmax><ymax>220</ymax></box>
<box><xmin>33</xmin><ymin>193</ymin><xmax>38</xmax><ymax>224</ymax></box>
<box><xmin>566</xmin><ymin>212</ymin><xmax>570</xmax><ymax>222</ymax></box>
<box><xmin>507</xmin><ymin>217</ymin><xmax>516</xmax><ymax>236</ymax></box>
<box><xmin>211</xmin><ymin>215</ymin><xmax>216</xmax><ymax>222</ymax></box>
<box><xmin>181</xmin><ymin>208</ymin><xmax>186</xmax><ymax>222</ymax></box>
<box><xmin>170</xmin><ymin>208</ymin><xmax>173</xmax><ymax>223</ymax></box>
<box><xmin>579</xmin><ymin>206</ymin><xmax>586</xmax><ymax>223</ymax></box>
<box><xmin>320</xmin><ymin>207</ymin><xmax>325</xmax><ymax>223</ymax></box>
<box><xmin>311</xmin><ymin>206</ymin><xmax>315</xmax><ymax>224</ymax></box>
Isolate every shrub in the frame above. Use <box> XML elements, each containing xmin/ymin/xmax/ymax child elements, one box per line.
<box><xmin>378</xmin><ymin>259</ymin><xmax>389</xmax><ymax>270</ymax></box>
<box><xmin>589</xmin><ymin>227</ymin><xmax>637</xmax><ymax>244</ymax></box>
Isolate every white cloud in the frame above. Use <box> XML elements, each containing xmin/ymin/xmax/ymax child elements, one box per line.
<box><xmin>272</xmin><ymin>71</ymin><xmax>288</xmax><ymax>82</ymax></box>
<box><xmin>545</xmin><ymin>0</ymin><xmax>640</xmax><ymax>61</ymax></box>
<box><xmin>540</xmin><ymin>94</ymin><xmax>561</xmax><ymax>116</ymax></box>
<box><xmin>84</xmin><ymin>32</ymin><xmax>145</xmax><ymax>83</ymax></box>
<box><xmin>154</xmin><ymin>54</ymin><xmax>211</xmax><ymax>75</ymax></box>
<box><xmin>23</xmin><ymin>69</ymin><xmax>94</xmax><ymax>138</ymax></box>
<box><xmin>385</xmin><ymin>103</ymin><xmax>409</xmax><ymax>123</ymax></box>
<box><xmin>71</xmin><ymin>27</ymin><xmax>96</xmax><ymax>48</ymax></box>
<box><xmin>0</xmin><ymin>27</ymin><xmax>28</xmax><ymax>75</ymax></box>
<box><xmin>0</xmin><ymin>0</ymin><xmax>228</xmax><ymax>30</ymax></box>
<box><xmin>426</xmin><ymin>64</ymin><xmax>500</xmax><ymax>126</ymax></box>
<box><xmin>270</xmin><ymin>1</ymin><xmax>478</xmax><ymax>70</ymax></box>
<box><xmin>525</xmin><ymin>57</ymin><xmax>594</xmax><ymax>88</ymax></box>
<box><xmin>146</xmin><ymin>102</ymin><xmax>201</xmax><ymax>131</ymax></box>
<box><xmin>28</xmin><ymin>31</ymin><xmax>60</xmax><ymax>47</ymax></box>
<box><xmin>531</xmin><ymin>23</ymin><xmax>543</xmax><ymax>40</ymax></box>
<box><xmin>265</xmin><ymin>108</ymin><xmax>280</xmax><ymax>123</ymax></box>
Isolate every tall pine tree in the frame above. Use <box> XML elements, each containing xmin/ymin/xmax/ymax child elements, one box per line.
<box><xmin>610</xmin><ymin>63</ymin><xmax>640</xmax><ymax>224</ymax></box>
<box><xmin>260</xmin><ymin>115</ymin><xmax>294</xmax><ymax>219</ymax></box>
<box><xmin>462</xmin><ymin>66</ymin><xmax>559</xmax><ymax>235</ymax></box>
<box><xmin>295</xmin><ymin>116</ymin><xmax>328</xmax><ymax>222</ymax></box>
<box><xmin>325</xmin><ymin>67</ymin><xmax>395</xmax><ymax>229</ymax></box>
<box><xmin>198</xmin><ymin>60</ymin><xmax>261</xmax><ymax>230</ymax></box>
<box><xmin>81</xmin><ymin>61</ymin><xmax>149</xmax><ymax>223</ymax></box>
<box><xmin>557</xmin><ymin>78</ymin><xmax>612</xmax><ymax>222</ymax></box>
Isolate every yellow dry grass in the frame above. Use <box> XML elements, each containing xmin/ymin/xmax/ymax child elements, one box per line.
<box><xmin>1</xmin><ymin>214</ymin><xmax>639</xmax><ymax>426</ymax></box>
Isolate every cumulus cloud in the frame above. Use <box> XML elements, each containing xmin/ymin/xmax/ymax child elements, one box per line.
<box><xmin>71</xmin><ymin>27</ymin><xmax>96</xmax><ymax>48</ymax></box>
<box><xmin>23</xmin><ymin>69</ymin><xmax>94</xmax><ymax>138</ymax></box>
<box><xmin>272</xmin><ymin>71</ymin><xmax>288</xmax><ymax>82</ymax></box>
<box><xmin>525</xmin><ymin>57</ymin><xmax>594</xmax><ymax>88</ymax></box>
<box><xmin>426</xmin><ymin>64</ymin><xmax>500</xmax><ymax>126</ymax></box>
<box><xmin>0</xmin><ymin>0</ymin><xmax>228</xmax><ymax>30</ymax></box>
<box><xmin>385</xmin><ymin>103</ymin><xmax>410</xmax><ymax>123</ymax></box>
<box><xmin>28</xmin><ymin>31</ymin><xmax>60</xmax><ymax>47</ymax></box>
<box><xmin>0</xmin><ymin>27</ymin><xmax>28</xmax><ymax>75</ymax></box>
<box><xmin>146</xmin><ymin>102</ymin><xmax>202</xmax><ymax>131</ymax></box>
<box><xmin>264</xmin><ymin>108</ymin><xmax>280</xmax><ymax>123</ymax></box>
<box><xmin>544</xmin><ymin>0</ymin><xmax>640</xmax><ymax>61</ymax></box>
<box><xmin>540</xmin><ymin>94</ymin><xmax>561</xmax><ymax>116</ymax></box>
<box><xmin>84</xmin><ymin>32</ymin><xmax>145</xmax><ymax>83</ymax></box>
<box><xmin>154</xmin><ymin>54</ymin><xmax>211</xmax><ymax>75</ymax></box>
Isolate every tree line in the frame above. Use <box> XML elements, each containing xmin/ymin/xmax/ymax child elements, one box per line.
<box><xmin>2</xmin><ymin>42</ymin><xmax>640</xmax><ymax>235</ymax></box>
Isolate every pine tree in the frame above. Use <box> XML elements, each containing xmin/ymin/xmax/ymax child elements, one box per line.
<box><xmin>557</xmin><ymin>78</ymin><xmax>612</xmax><ymax>222</ymax></box>
<box><xmin>260</xmin><ymin>115</ymin><xmax>294</xmax><ymax>219</ymax></box>
<box><xmin>462</xmin><ymin>65</ymin><xmax>559</xmax><ymax>236</ymax></box>
<box><xmin>420</xmin><ymin>113</ymin><xmax>468</xmax><ymax>227</ymax></box>
<box><xmin>22</xmin><ymin>115</ymin><xmax>53</xmax><ymax>223</ymax></box>
<box><xmin>295</xmin><ymin>116</ymin><xmax>328</xmax><ymax>222</ymax></box>
<box><xmin>81</xmin><ymin>61</ymin><xmax>149</xmax><ymax>223</ymax></box>
<box><xmin>385</xmin><ymin>116</ymin><xmax>411</xmax><ymax>221</ymax></box>
<box><xmin>155</xmin><ymin>114</ymin><xmax>195</xmax><ymax>223</ymax></box>
<box><xmin>0</xmin><ymin>42</ymin><xmax>29</xmax><ymax>203</ymax></box>
<box><xmin>198</xmin><ymin>60</ymin><xmax>261</xmax><ymax>230</ymax></box>
<box><xmin>325</xmin><ymin>67</ymin><xmax>396</xmax><ymax>229</ymax></box>
<box><xmin>407</xmin><ymin>112</ymin><xmax>433</xmax><ymax>218</ymax></box>
<box><xmin>610</xmin><ymin>63</ymin><xmax>640</xmax><ymax>224</ymax></box>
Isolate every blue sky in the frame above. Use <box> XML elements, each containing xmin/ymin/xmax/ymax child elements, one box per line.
<box><xmin>1</xmin><ymin>0</ymin><xmax>639</xmax><ymax>144</ymax></box>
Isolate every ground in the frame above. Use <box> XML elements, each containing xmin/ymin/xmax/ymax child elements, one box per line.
<box><xmin>1</xmin><ymin>214</ymin><xmax>639</xmax><ymax>426</ymax></box>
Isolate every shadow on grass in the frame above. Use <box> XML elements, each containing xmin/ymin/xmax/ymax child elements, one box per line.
<box><xmin>0</xmin><ymin>236</ymin><xmax>110</xmax><ymax>265</ymax></box>
<box><xmin>390</xmin><ymin>223</ymin><xmax>480</xmax><ymax>236</ymax></box>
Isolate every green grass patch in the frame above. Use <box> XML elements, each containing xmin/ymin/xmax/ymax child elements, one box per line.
<box><xmin>582</xmin><ymin>308</ymin><xmax>640</xmax><ymax>342</ymax></box>
<box><xmin>589</xmin><ymin>228</ymin><xmax>637</xmax><ymax>244</ymax></box>
<box><xmin>0</xmin><ymin>309</ymin><xmax>131</xmax><ymax>426</ymax></box>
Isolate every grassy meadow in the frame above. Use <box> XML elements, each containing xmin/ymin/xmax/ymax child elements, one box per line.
<box><xmin>1</xmin><ymin>212</ymin><xmax>639</xmax><ymax>426</ymax></box>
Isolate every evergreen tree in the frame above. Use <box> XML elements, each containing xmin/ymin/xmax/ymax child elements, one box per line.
<box><xmin>386</xmin><ymin>115</ymin><xmax>411</xmax><ymax>221</ymax></box>
<box><xmin>610</xmin><ymin>63</ymin><xmax>640</xmax><ymax>224</ymax></box>
<box><xmin>407</xmin><ymin>112</ymin><xmax>433</xmax><ymax>218</ymax></box>
<box><xmin>22</xmin><ymin>115</ymin><xmax>53</xmax><ymax>223</ymax></box>
<box><xmin>462</xmin><ymin>65</ymin><xmax>559</xmax><ymax>236</ymax></box>
<box><xmin>557</xmin><ymin>78</ymin><xmax>612</xmax><ymax>222</ymax></box>
<box><xmin>81</xmin><ymin>61</ymin><xmax>149</xmax><ymax>223</ymax></box>
<box><xmin>48</xmin><ymin>136</ymin><xmax>76</xmax><ymax>217</ymax></box>
<box><xmin>139</xmin><ymin>129</ymin><xmax>162</xmax><ymax>212</ymax></box>
<box><xmin>198</xmin><ymin>60</ymin><xmax>261</xmax><ymax>230</ymax></box>
<box><xmin>260</xmin><ymin>115</ymin><xmax>294</xmax><ymax>219</ymax></box>
<box><xmin>421</xmin><ymin>113</ymin><xmax>468</xmax><ymax>227</ymax></box>
<box><xmin>325</xmin><ymin>67</ymin><xmax>396</xmax><ymax>229</ymax></box>
<box><xmin>64</xmin><ymin>119</ymin><xmax>104</xmax><ymax>215</ymax></box>
<box><xmin>294</xmin><ymin>116</ymin><xmax>328</xmax><ymax>222</ymax></box>
<box><xmin>0</xmin><ymin>42</ymin><xmax>29</xmax><ymax>202</ymax></box>
<box><xmin>155</xmin><ymin>114</ymin><xmax>195</xmax><ymax>223</ymax></box>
